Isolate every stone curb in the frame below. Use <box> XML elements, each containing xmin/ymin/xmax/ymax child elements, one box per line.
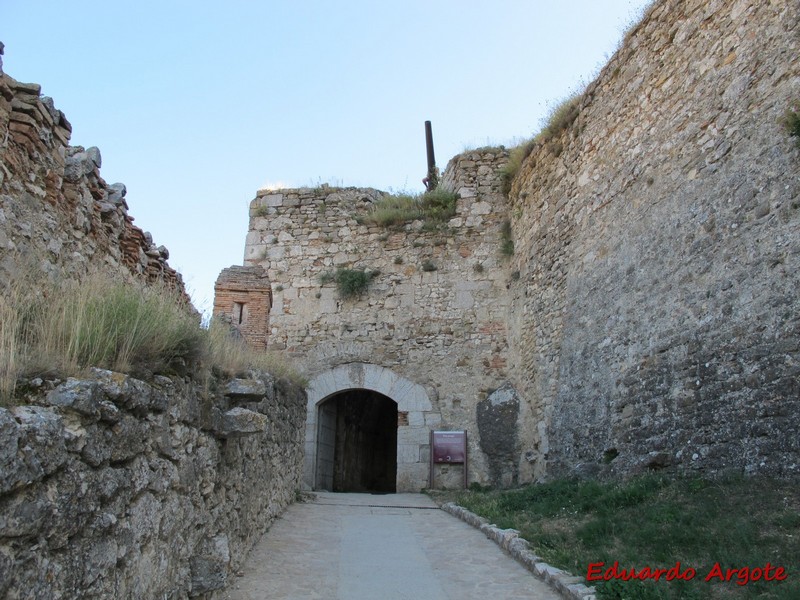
<box><xmin>441</xmin><ymin>502</ymin><xmax>597</xmax><ymax>600</ymax></box>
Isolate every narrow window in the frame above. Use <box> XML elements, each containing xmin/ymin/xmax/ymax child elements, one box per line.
<box><xmin>233</xmin><ymin>302</ymin><xmax>245</xmax><ymax>325</ymax></box>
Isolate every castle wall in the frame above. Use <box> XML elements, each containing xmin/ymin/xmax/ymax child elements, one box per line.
<box><xmin>0</xmin><ymin>370</ymin><xmax>306</xmax><ymax>599</ymax></box>
<box><xmin>244</xmin><ymin>150</ymin><xmax>518</xmax><ymax>489</ymax></box>
<box><xmin>507</xmin><ymin>0</ymin><xmax>800</xmax><ymax>480</ymax></box>
<box><xmin>0</xmin><ymin>69</ymin><xmax>185</xmax><ymax>296</ymax></box>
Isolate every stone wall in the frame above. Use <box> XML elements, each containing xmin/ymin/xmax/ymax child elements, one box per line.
<box><xmin>0</xmin><ymin>369</ymin><xmax>307</xmax><ymax>599</ymax></box>
<box><xmin>244</xmin><ymin>150</ymin><xmax>519</xmax><ymax>489</ymax></box>
<box><xmin>506</xmin><ymin>0</ymin><xmax>800</xmax><ymax>481</ymax></box>
<box><xmin>0</xmin><ymin>61</ymin><xmax>185</xmax><ymax>296</ymax></box>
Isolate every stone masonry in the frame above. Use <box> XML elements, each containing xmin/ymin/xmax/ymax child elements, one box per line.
<box><xmin>228</xmin><ymin>0</ymin><xmax>799</xmax><ymax>489</ymax></box>
<box><xmin>506</xmin><ymin>0</ymin><xmax>800</xmax><ymax>481</ymax></box>
<box><xmin>0</xmin><ymin>369</ymin><xmax>306</xmax><ymax>599</ymax></box>
<box><xmin>241</xmin><ymin>150</ymin><xmax>518</xmax><ymax>490</ymax></box>
<box><xmin>0</xmin><ymin>63</ymin><xmax>185</xmax><ymax>296</ymax></box>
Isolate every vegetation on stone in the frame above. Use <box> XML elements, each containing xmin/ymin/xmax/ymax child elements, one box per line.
<box><xmin>434</xmin><ymin>474</ymin><xmax>800</xmax><ymax>599</ymax></box>
<box><xmin>500</xmin><ymin>219</ymin><xmax>514</xmax><ymax>257</ymax></box>
<box><xmin>500</xmin><ymin>93</ymin><xmax>582</xmax><ymax>195</ymax></box>
<box><xmin>0</xmin><ymin>272</ymin><xmax>304</xmax><ymax>403</ymax></box>
<box><xmin>335</xmin><ymin>268</ymin><xmax>372</xmax><ymax>298</ymax></box>
<box><xmin>782</xmin><ymin>103</ymin><xmax>800</xmax><ymax>147</ymax></box>
<box><xmin>365</xmin><ymin>187</ymin><xmax>459</xmax><ymax>227</ymax></box>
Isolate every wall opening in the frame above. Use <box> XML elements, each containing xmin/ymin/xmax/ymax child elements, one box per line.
<box><xmin>233</xmin><ymin>301</ymin><xmax>245</xmax><ymax>324</ymax></box>
<box><xmin>315</xmin><ymin>389</ymin><xmax>397</xmax><ymax>493</ymax></box>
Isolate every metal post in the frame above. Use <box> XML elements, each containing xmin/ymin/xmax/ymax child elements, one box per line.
<box><xmin>424</xmin><ymin>121</ymin><xmax>437</xmax><ymax>191</ymax></box>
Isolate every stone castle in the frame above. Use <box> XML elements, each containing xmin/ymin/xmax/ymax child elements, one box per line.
<box><xmin>213</xmin><ymin>0</ymin><xmax>800</xmax><ymax>492</ymax></box>
<box><xmin>0</xmin><ymin>0</ymin><xmax>798</xmax><ymax>596</ymax></box>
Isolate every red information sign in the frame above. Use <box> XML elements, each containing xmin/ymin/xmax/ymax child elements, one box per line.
<box><xmin>432</xmin><ymin>431</ymin><xmax>466</xmax><ymax>463</ymax></box>
<box><xmin>429</xmin><ymin>430</ymin><xmax>468</xmax><ymax>490</ymax></box>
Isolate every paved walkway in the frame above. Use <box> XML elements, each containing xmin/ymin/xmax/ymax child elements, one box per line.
<box><xmin>223</xmin><ymin>492</ymin><xmax>561</xmax><ymax>600</ymax></box>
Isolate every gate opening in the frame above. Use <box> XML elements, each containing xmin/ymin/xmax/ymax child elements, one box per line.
<box><xmin>315</xmin><ymin>389</ymin><xmax>397</xmax><ymax>493</ymax></box>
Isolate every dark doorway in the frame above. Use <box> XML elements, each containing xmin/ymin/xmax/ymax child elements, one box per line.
<box><xmin>315</xmin><ymin>390</ymin><xmax>397</xmax><ymax>493</ymax></box>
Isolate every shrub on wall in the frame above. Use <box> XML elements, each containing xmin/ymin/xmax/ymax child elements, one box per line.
<box><xmin>318</xmin><ymin>268</ymin><xmax>377</xmax><ymax>299</ymax></box>
<box><xmin>336</xmin><ymin>268</ymin><xmax>371</xmax><ymax>298</ymax></box>
<box><xmin>365</xmin><ymin>187</ymin><xmax>459</xmax><ymax>227</ymax></box>
<box><xmin>782</xmin><ymin>104</ymin><xmax>800</xmax><ymax>148</ymax></box>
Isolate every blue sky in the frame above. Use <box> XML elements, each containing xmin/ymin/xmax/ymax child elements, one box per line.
<box><xmin>3</xmin><ymin>0</ymin><xmax>651</xmax><ymax>314</ymax></box>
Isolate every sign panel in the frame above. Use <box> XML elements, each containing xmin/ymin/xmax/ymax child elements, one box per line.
<box><xmin>432</xmin><ymin>430</ymin><xmax>466</xmax><ymax>463</ymax></box>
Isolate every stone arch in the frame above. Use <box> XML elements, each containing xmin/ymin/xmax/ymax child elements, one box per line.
<box><xmin>303</xmin><ymin>363</ymin><xmax>436</xmax><ymax>493</ymax></box>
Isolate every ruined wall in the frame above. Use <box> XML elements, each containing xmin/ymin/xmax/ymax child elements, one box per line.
<box><xmin>213</xmin><ymin>265</ymin><xmax>272</xmax><ymax>350</ymax></box>
<box><xmin>507</xmin><ymin>0</ymin><xmax>800</xmax><ymax>481</ymax></box>
<box><xmin>0</xmin><ymin>369</ymin><xmax>306</xmax><ymax>599</ymax></box>
<box><xmin>0</xmin><ymin>64</ymin><xmax>185</xmax><ymax>295</ymax></box>
<box><xmin>244</xmin><ymin>149</ymin><xmax>518</xmax><ymax>488</ymax></box>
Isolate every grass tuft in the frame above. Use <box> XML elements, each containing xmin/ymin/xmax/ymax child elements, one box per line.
<box><xmin>1</xmin><ymin>272</ymin><xmax>306</xmax><ymax>404</ymax></box>
<box><xmin>1</xmin><ymin>273</ymin><xmax>203</xmax><ymax>401</ymax></box>
<box><xmin>500</xmin><ymin>219</ymin><xmax>514</xmax><ymax>257</ymax></box>
<box><xmin>500</xmin><ymin>93</ymin><xmax>583</xmax><ymax>195</ymax></box>
<box><xmin>205</xmin><ymin>319</ymin><xmax>307</xmax><ymax>387</ymax></box>
<box><xmin>365</xmin><ymin>187</ymin><xmax>459</xmax><ymax>227</ymax></box>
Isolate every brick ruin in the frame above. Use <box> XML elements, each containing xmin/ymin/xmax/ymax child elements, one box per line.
<box><xmin>213</xmin><ymin>265</ymin><xmax>272</xmax><ymax>350</ymax></box>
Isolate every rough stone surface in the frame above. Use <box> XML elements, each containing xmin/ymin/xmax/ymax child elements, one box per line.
<box><xmin>238</xmin><ymin>151</ymin><xmax>514</xmax><ymax>489</ymax></box>
<box><xmin>477</xmin><ymin>384</ymin><xmax>521</xmax><ymax>487</ymax></box>
<box><xmin>0</xmin><ymin>69</ymin><xmax>186</xmax><ymax>296</ymax></box>
<box><xmin>506</xmin><ymin>0</ymin><xmax>800</xmax><ymax>481</ymax></box>
<box><xmin>0</xmin><ymin>371</ymin><xmax>306</xmax><ymax>600</ymax></box>
<box><xmin>225</xmin><ymin>0</ymin><xmax>799</xmax><ymax>487</ymax></box>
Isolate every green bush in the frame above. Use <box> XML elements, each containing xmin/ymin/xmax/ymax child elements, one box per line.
<box><xmin>336</xmin><ymin>268</ymin><xmax>371</xmax><ymax>298</ymax></box>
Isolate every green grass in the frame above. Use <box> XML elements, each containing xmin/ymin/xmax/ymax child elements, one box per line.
<box><xmin>500</xmin><ymin>219</ymin><xmax>514</xmax><ymax>257</ymax></box>
<box><xmin>432</xmin><ymin>474</ymin><xmax>800</xmax><ymax>600</ymax></box>
<box><xmin>365</xmin><ymin>187</ymin><xmax>459</xmax><ymax>227</ymax></box>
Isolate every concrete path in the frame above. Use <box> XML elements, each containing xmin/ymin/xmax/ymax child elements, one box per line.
<box><xmin>223</xmin><ymin>492</ymin><xmax>561</xmax><ymax>600</ymax></box>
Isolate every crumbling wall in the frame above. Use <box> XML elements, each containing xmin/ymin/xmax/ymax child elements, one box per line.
<box><xmin>213</xmin><ymin>265</ymin><xmax>273</xmax><ymax>349</ymax></box>
<box><xmin>507</xmin><ymin>0</ymin><xmax>800</xmax><ymax>481</ymax></box>
<box><xmin>0</xmin><ymin>58</ymin><xmax>185</xmax><ymax>296</ymax></box>
<box><xmin>0</xmin><ymin>369</ymin><xmax>306</xmax><ymax>599</ymax></box>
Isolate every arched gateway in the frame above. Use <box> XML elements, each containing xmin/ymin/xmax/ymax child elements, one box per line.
<box><xmin>303</xmin><ymin>363</ymin><xmax>437</xmax><ymax>493</ymax></box>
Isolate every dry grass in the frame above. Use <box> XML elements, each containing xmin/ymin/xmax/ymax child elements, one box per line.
<box><xmin>365</xmin><ymin>187</ymin><xmax>459</xmax><ymax>228</ymax></box>
<box><xmin>205</xmin><ymin>319</ymin><xmax>307</xmax><ymax>387</ymax></box>
<box><xmin>1</xmin><ymin>272</ymin><xmax>306</xmax><ymax>404</ymax></box>
<box><xmin>500</xmin><ymin>93</ymin><xmax>582</xmax><ymax>195</ymax></box>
